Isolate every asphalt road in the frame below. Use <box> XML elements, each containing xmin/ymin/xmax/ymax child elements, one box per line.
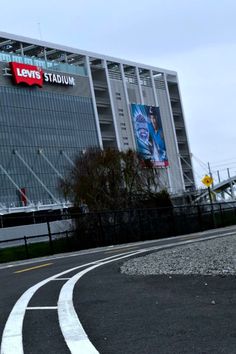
<box><xmin>0</xmin><ymin>226</ymin><xmax>236</xmax><ymax>354</ymax></box>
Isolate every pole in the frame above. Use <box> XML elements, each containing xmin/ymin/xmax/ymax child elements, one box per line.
<box><xmin>227</xmin><ymin>168</ymin><xmax>235</xmax><ymax>199</ymax></box>
<box><xmin>208</xmin><ymin>186</ymin><xmax>213</xmax><ymax>204</ymax></box>
<box><xmin>47</xmin><ymin>220</ymin><xmax>54</xmax><ymax>254</ymax></box>
<box><xmin>208</xmin><ymin>186</ymin><xmax>216</xmax><ymax>228</ymax></box>
<box><xmin>208</xmin><ymin>162</ymin><xmax>214</xmax><ymax>188</ymax></box>
<box><xmin>23</xmin><ymin>236</ymin><xmax>29</xmax><ymax>258</ymax></box>
<box><xmin>217</xmin><ymin>170</ymin><xmax>225</xmax><ymax>200</ymax></box>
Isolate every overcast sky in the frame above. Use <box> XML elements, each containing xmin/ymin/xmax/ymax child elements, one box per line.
<box><xmin>1</xmin><ymin>0</ymin><xmax>236</xmax><ymax>184</ymax></box>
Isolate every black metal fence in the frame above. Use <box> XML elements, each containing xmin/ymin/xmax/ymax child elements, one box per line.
<box><xmin>73</xmin><ymin>202</ymin><xmax>236</xmax><ymax>249</ymax></box>
<box><xmin>0</xmin><ymin>202</ymin><xmax>236</xmax><ymax>262</ymax></box>
<box><xmin>0</xmin><ymin>208</ymin><xmax>70</xmax><ymax>228</ymax></box>
<box><xmin>0</xmin><ymin>229</ymin><xmax>77</xmax><ymax>261</ymax></box>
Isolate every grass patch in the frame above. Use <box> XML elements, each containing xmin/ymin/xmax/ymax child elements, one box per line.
<box><xmin>0</xmin><ymin>236</ymin><xmax>79</xmax><ymax>263</ymax></box>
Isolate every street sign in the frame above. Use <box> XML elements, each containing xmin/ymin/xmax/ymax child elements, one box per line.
<box><xmin>201</xmin><ymin>175</ymin><xmax>213</xmax><ymax>187</ymax></box>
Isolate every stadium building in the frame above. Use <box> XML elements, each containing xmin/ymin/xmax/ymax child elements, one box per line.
<box><xmin>0</xmin><ymin>31</ymin><xmax>195</xmax><ymax>213</ymax></box>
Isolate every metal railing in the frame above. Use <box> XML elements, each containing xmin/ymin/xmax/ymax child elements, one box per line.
<box><xmin>0</xmin><ymin>229</ymin><xmax>75</xmax><ymax>260</ymax></box>
<box><xmin>0</xmin><ymin>202</ymin><xmax>236</xmax><ymax>262</ymax></box>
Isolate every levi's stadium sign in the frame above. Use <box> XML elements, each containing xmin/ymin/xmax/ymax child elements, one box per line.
<box><xmin>9</xmin><ymin>62</ymin><xmax>75</xmax><ymax>87</ymax></box>
<box><xmin>10</xmin><ymin>62</ymin><xmax>43</xmax><ymax>87</ymax></box>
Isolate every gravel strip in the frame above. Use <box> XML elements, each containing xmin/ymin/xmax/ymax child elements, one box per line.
<box><xmin>120</xmin><ymin>235</ymin><xmax>236</xmax><ymax>276</ymax></box>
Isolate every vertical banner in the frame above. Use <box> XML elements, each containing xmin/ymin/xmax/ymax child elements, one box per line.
<box><xmin>131</xmin><ymin>104</ymin><xmax>168</xmax><ymax>167</ymax></box>
<box><xmin>20</xmin><ymin>188</ymin><xmax>27</xmax><ymax>206</ymax></box>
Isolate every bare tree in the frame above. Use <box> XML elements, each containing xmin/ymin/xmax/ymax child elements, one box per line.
<box><xmin>60</xmin><ymin>148</ymin><xmax>171</xmax><ymax>210</ymax></box>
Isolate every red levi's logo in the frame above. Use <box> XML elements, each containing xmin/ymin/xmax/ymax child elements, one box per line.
<box><xmin>10</xmin><ymin>62</ymin><xmax>44</xmax><ymax>87</ymax></box>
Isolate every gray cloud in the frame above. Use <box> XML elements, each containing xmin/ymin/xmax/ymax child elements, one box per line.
<box><xmin>1</xmin><ymin>0</ymin><xmax>236</xmax><ymax>182</ymax></box>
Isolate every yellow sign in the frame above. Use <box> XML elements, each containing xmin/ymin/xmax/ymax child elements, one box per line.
<box><xmin>201</xmin><ymin>175</ymin><xmax>213</xmax><ymax>187</ymax></box>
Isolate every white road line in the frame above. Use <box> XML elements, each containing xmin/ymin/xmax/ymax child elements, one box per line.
<box><xmin>58</xmin><ymin>251</ymin><xmax>143</xmax><ymax>354</ymax></box>
<box><xmin>1</xmin><ymin>232</ymin><xmax>234</xmax><ymax>354</ymax></box>
<box><xmin>0</xmin><ymin>251</ymin><xmax>136</xmax><ymax>354</ymax></box>
<box><xmin>27</xmin><ymin>307</ymin><xmax>58</xmax><ymax>310</ymax></box>
<box><xmin>57</xmin><ymin>232</ymin><xmax>236</xmax><ymax>353</ymax></box>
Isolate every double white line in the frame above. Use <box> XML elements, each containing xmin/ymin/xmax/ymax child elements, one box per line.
<box><xmin>0</xmin><ymin>251</ymin><xmax>142</xmax><ymax>354</ymax></box>
<box><xmin>1</xmin><ymin>231</ymin><xmax>234</xmax><ymax>354</ymax></box>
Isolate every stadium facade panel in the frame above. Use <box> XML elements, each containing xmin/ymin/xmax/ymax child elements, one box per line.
<box><xmin>0</xmin><ymin>32</ymin><xmax>195</xmax><ymax>213</ymax></box>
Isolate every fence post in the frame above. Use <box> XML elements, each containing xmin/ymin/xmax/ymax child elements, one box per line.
<box><xmin>138</xmin><ymin>209</ymin><xmax>144</xmax><ymax>240</ymax></box>
<box><xmin>65</xmin><ymin>230</ymin><xmax>70</xmax><ymax>249</ymax></box>
<box><xmin>233</xmin><ymin>203</ymin><xmax>236</xmax><ymax>219</ymax></box>
<box><xmin>170</xmin><ymin>207</ymin><xmax>177</xmax><ymax>236</ymax></box>
<box><xmin>98</xmin><ymin>213</ymin><xmax>104</xmax><ymax>246</ymax></box>
<box><xmin>219</xmin><ymin>203</ymin><xmax>224</xmax><ymax>227</ymax></box>
<box><xmin>23</xmin><ymin>236</ymin><xmax>29</xmax><ymax>258</ymax></box>
<box><xmin>197</xmin><ymin>205</ymin><xmax>203</xmax><ymax>231</ymax></box>
<box><xmin>47</xmin><ymin>220</ymin><xmax>54</xmax><ymax>254</ymax></box>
